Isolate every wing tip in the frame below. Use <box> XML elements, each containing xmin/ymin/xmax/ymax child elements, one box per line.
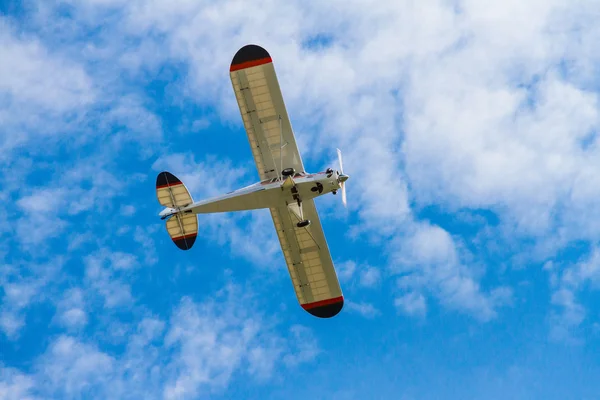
<box><xmin>230</xmin><ymin>44</ymin><xmax>272</xmax><ymax>71</ymax></box>
<box><xmin>302</xmin><ymin>296</ymin><xmax>344</xmax><ymax>318</ymax></box>
<box><xmin>156</xmin><ymin>171</ymin><xmax>182</xmax><ymax>188</ymax></box>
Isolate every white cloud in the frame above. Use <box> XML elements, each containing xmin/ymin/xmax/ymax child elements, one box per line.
<box><xmin>0</xmin><ymin>365</ymin><xmax>36</xmax><ymax>400</ymax></box>
<box><xmin>336</xmin><ymin>260</ymin><xmax>356</xmax><ymax>282</ymax></box>
<box><xmin>15</xmin><ymin>213</ymin><xmax>68</xmax><ymax>248</ymax></box>
<box><xmin>39</xmin><ymin>336</ymin><xmax>116</xmax><ymax>397</ymax></box>
<box><xmin>108</xmin><ymin>2</ymin><xmax>536</xmax><ymax>319</ymax></box>
<box><xmin>17</xmin><ymin>0</ymin><xmax>589</xmax><ymax>322</ymax></box>
<box><xmin>9</xmin><ymin>153</ymin><xmax>152</xmax><ymax>259</ymax></box>
<box><xmin>60</xmin><ymin>309</ymin><xmax>88</xmax><ymax>329</ymax></box>
<box><xmin>0</xmin><ymin>18</ymin><xmax>96</xmax><ymax>158</ymax></box>
<box><xmin>106</xmin><ymin>95</ymin><xmax>163</xmax><ymax>143</ymax></box>
<box><xmin>549</xmin><ymin>246</ymin><xmax>600</xmax><ymax>342</ymax></box>
<box><xmin>84</xmin><ymin>251</ymin><xmax>134</xmax><ymax>309</ymax></box>
<box><xmin>282</xmin><ymin>325</ymin><xmax>320</xmax><ymax>367</ymax></box>
<box><xmin>345</xmin><ymin>301</ymin><xmax>381</xmax><ymax>319</ymax></box>
<box><xmin>163</xmin><ymin>286</ymin><xmax>318</xmax><ymax>399</ymax></box>
<box><xmin>1</xmin><ymin>0</ymin><xmax>599</xmax><ymax>351</ymax></box>
<box><xmin>334</xmin><ymin>261</ymin><xmax>381</xmax><ymax>290</ymax></box>
<box><xmin>110</xmin><ymin>252</ymin><xmax>139</xmax><ymax>270</ymax></box>
<box><xmin>359</xmin><ymin>266</ymin><xmax>381</xmax><ymax>288</ymax></box>
<box><xmin>0</xmin><ymin>20</ymin><xmax>95</xmax><ymax>111</ymax></box>
<box><xmin>120</xmin><ymin>205</ymin><xmax>136</xmax><ymax>216</ymax></box>
<box><xmin>17</xmin><ymin>188</ymin><xmax>69</xmax><ymax>213</ymax></box>
<box><xmin>163</xmin><ymin>296</ymin><xmax>256</xmax><ymax>397</ymax></box>
<box><xmin>0</xmin><ymin>312</ymin><xmax>25</xmax><ymax>340</ymax></box>
<box><xmin>24</xmin><ymin>0</ymin><xmax>600</xmax><ymax>238</ymax></box>
<box><xmin>391</xmin><ymin>223</ymin><xmax>510</xmax><ymax>320</ymax></box>
<box><xmin>395</xmin><ymin>291</ymin><xmax>427</xmax><ymax>317</ymax></box>
<box><xmin>550</xmin><ymin>288</ymin><xmax>585</xmax><ymax>343</ymax></box>
<box><xmin>55</xmin><ymin>288</ymin><xmax>88</xmax><ymax>330</ymax></box>
<box><xmin>0</xmin><ymin>258</ymin><xmax>64</xmax><ymax>339</ymax></box>
<box><xmin>1</xmin><ymin>279</ymin><xmax>320</xmax><ymax>399</ymax></box>
<box><xmin>133</xmin><ymin>225</ymin><xmax>159</xmax><ymax>266</ymax></box>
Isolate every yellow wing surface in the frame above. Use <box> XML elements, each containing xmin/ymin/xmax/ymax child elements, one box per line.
<box><xmin>156</xmin><ymin>171</ymin><xmax>198</xmax><ymax>250</ymax></box>
<box><xmin>230</xmin><ymin>45</ymin><xmax>343</xmax><ymax>318</ymax></box>
<box><xmin>229</xmin><ymin>44</ymin><xmax>305</xmax><ymax>181</ymax></box>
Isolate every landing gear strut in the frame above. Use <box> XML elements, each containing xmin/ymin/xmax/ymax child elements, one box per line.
<box><xmin>294</xmin><ymin>192</ymin><xmax>311</xmax><ymax>228</ymax></box>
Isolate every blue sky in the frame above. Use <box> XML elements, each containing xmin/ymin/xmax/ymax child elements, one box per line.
<box><xmin>2</xmin><ymin>0</ymin><xmax>600</xmax><ymax>399</ymax></box>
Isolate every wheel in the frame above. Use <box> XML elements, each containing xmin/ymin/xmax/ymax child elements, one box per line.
<box><xmin>332</xmin><ymin>190</ymin><xmax>337</xmax><ymax>195</ymax></box>
<box><xmin>297</xmin><ymin>220</ymin><xmax>311</xmax><ymax>228</ymax></box>
<box><xmin>282</xmin><ymin>167</ymin><xmax>295</xmax><ymax>177</ymax></box>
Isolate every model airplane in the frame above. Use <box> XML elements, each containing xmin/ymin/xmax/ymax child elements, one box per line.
<box><xmin>155</xmin><ymin>44</ymin><xmax>349</xmax><ymax>318</ymax></box>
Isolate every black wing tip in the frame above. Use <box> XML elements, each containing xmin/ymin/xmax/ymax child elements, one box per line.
<box><xmin>304</xmin><ymin>298</ymin><xmax>344</xmax><ymax>318</ymax></box>
<box><xmin>231</xmin><ymin>44</ymin><xmax>271</xmax><ymax>66</ymax></box>
<box><xmin>173</xmin><ymin>235</ymin><xmax>197</xmax><ymax>251</ymax></box>
<box><xmin>156</xmin><ymin>171</ymin><xmax>181</xmax><ymax>188</ymax></box>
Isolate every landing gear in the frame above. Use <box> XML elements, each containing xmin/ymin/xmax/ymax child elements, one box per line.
<box><xmin>282</xmin><ymin>167</ymin><xmax>295</xmax><ymax>177</ymax></box>
<box><xmin>332</xmin><ymin>190</ymin><xmax>337</xmax><ymax>195</ymax></box>
<box><xmin>293</xmin><ymin>190</ymin><xmax>311</xmax><ymax>228</ymax></box>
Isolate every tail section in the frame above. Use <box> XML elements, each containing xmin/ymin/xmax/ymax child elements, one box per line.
<box><xmin>156</xmin><ymin>171</ymin><xmax>198</xmax><ymax>251</ymax></box>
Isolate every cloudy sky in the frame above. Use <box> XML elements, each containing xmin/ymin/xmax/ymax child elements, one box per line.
<box><xmin>2</xmin><ymin>0</ymin><xmax>600</xmax><ymax>399</ymax></box>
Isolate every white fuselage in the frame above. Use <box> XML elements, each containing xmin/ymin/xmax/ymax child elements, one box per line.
<box><xmin>168</xmin><ymin>171</ymin><xmax>342</xmax><ymax>215</ymax></box>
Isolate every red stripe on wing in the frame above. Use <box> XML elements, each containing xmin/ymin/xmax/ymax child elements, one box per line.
<box><xmin>171</xmin><ymin>232</ymin><xmax>197</xmax><ymax>241</ymax></box>
<box><xmin>301</xmin><ymin>296</ymin><xmax>344</xmax><ymax>310</ymax></box>
<box><xmin>230</xmin><ymin>57</ymin><xmax>272</xmax><ymax>72</ymax></box>
<box><xmin>156</xmin><ymin>182</ymin><xmax>182</xmax><ymax>189</ymax></box>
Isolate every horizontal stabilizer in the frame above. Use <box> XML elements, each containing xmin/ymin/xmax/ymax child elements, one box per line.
<box><xmin>156</xmin><ymin>171</ymin><xmax>193</xmax><ymax>208</ymax></box>
<box><xmin>166</xmin><ymin>213</ymin><xmax>198</xmax><ymax>250</ymax></box>
<box><xmin>156</xmin><ymin>171</ymin><xmax>198</xmax><ymax>250</ymax></box>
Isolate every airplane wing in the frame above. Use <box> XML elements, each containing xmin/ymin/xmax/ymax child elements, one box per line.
<box><xmin>270</xmin><ymin>200</ymin><xmax>344</xmax><ymax>318</ymax></box>
<box><xmin>230</xmin><ymin>44</ymin><xmax>305</xmax><ymax>181</ymax></box>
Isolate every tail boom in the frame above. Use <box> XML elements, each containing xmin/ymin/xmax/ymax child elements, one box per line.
<box><xmin>180</xmin><ymin>186</ymin><xmax>281</xmax><ymax>214</ymax></box>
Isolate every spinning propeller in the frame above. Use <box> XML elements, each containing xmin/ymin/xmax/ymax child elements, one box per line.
<box><xmin>336</xmin><ymin>148</ymin><xmax>349</xmax><ymax>207</ymax></box>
